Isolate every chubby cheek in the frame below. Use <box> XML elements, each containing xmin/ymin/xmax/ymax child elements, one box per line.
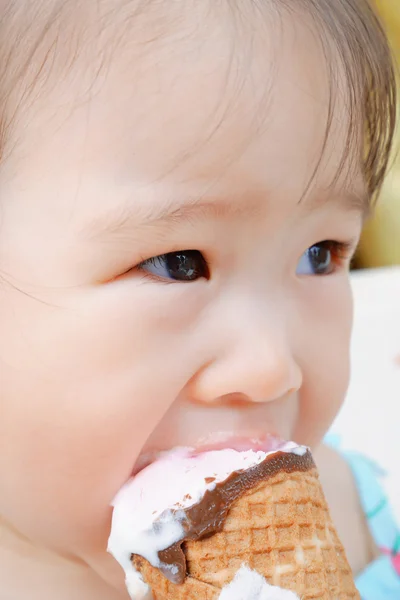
<box><xmin>0</xmin><ymin>282</ymin><xmax>200</xmax><ymax>551</ymax></box>
<box><xmin>293</xmin><ymin>277</ymin><xmax>353</xmax><ymax>449</ymax></box>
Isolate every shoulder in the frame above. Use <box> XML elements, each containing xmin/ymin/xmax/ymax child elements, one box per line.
<box><xmin>313</xmin><ymin>443</ymin><xmax>378</xmax><ymax>576</ymax></box>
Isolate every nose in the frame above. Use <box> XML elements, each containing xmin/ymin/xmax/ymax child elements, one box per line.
<box><xmin>192</xmin><ymin>306</ymin><xmax>302</xmax><ymax>405</ymax></box>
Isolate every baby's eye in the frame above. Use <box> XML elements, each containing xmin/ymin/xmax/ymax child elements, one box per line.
<box><xmin>138</xmin><ymin>250</ymin><xmax>210</xmax><ymax>282</ymax></box>
<box><xmin>296</xmin><ymin>241</ymin><xmax>351</xmax><ymax>276</ymax></box>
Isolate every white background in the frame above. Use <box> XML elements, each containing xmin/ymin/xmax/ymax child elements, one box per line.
<box><xmin>330</xmin><ymin>266</ymin><xmax>400</xmax><ymax>526</ymax></box>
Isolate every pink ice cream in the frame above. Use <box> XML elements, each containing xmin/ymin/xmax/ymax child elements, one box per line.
<box><xmin>108</xmin><ymin>442</ymin><xmax>306</xmax><ymax>599</ymax></box>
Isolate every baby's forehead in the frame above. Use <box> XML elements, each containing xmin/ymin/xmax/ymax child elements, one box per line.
<box><xmin>3</xmin><ymin>1</ymin><xmax>362</xmax><ymax>203</ymax></box>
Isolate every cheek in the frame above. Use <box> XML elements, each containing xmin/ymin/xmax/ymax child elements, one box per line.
<box><xmin>293</xmin><ymin>277</ymin><xmax>353</xmax><ymax>448</ymax></box>
<box><xmin>0</xmin><ymin>283</ymin><xmax>200</xmax><ymax>552</ymax></box>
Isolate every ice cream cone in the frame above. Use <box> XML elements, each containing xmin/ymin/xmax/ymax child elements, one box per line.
<box><xmin>132</xmin><ymin>467</ymin><xmax>360</xmax><ymax>599</ymax></box>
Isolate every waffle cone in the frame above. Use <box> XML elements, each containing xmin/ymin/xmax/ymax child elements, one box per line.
<box><xmin>133</xmin><ymin>467</ymin><xmax>360</xmax><ymax>600</ymax></box>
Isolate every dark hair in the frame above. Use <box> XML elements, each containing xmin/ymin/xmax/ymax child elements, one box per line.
<box><xmin>0</xmin><ymin>0</ymin><xmax>397</xmax><ymax>204</ymax></box>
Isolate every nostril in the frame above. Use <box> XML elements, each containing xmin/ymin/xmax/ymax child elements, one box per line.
<box><xmin>209</xmin><ymin>393</ymin><xmax>253</xmax><ymax>408</ymax></box>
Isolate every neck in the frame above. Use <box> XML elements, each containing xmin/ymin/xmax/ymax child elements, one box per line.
<box><xmin>0</xmin><ymin>519</ymin><xmax>129</xmax><ymax>600</ymax></box>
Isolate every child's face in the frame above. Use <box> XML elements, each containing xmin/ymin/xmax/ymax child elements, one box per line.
<box><xmin>0</xmin><ymin>5</ymin><xmax>364</xmax><ymax>591</ymax></box>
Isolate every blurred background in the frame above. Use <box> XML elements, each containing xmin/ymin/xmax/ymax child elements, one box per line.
<box><xmin>354</xmin><ymin>0</ymin><xmax>400</xmax><ymax>268</ymax></box>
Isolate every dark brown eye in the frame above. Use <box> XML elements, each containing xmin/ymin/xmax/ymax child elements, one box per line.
<box><xmin>139</xmin><ymin>250</ymin><xmax>210</xmax><ymax>281</ymax></box>
<box><xmin>296</xmin><ymin>242</ymin><xmax>334</xmax><ymax>275</ymax></box>
<box><xmin>307</xmin><ymin>244</ymin><xmax>332</xmax><ymax>274</ymax></box>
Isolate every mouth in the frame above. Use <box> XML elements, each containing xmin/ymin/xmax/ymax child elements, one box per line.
<box><xmin>191</xmin><ymin>432</ymin><xmax>285</xmax><ymax>454</ymax></box>
<box><xmin>131</xmin><ymin>432</ymin><xmax>287</xmax><ymax>477</ymax></box>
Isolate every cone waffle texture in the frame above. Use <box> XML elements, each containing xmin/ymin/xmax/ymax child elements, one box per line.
<box><xmin>133</xmin><ymin>467</ymin><xmax>360</xmax><ymax>600</ymax></box>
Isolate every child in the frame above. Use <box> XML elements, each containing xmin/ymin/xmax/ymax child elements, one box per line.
<box><xmin>0</xmin><ymin>1</ymin><xmax>396</xmax><ymax>599</ymax></box>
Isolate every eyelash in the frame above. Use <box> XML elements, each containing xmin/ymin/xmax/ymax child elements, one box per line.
<box><xmin>323</xmin><ymin>240</ymin><xmax>356</xmax><ymax>267</ymax></box>
<box><xmin>139</xmin><ymin>268</ymin><xmax>179</xmax><ymax>285</ymax></box>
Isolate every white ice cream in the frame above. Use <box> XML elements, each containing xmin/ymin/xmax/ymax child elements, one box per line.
<box><xmin>108</xmin><ymin>442</ymin><xmax>307</xmax><ymax>599</ymax></box>
<box><xmin>218</xmin><ymin>566</ymin><xmax>300</xmax><ymax>600</ymax></box>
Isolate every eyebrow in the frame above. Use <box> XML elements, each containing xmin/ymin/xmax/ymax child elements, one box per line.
<box><xmin>303</xmin><ymin>186</ymin><xmax>371</xmax><ymax>217</ymax></box>
<box><xmin>82</xmin><ymin>194</ymin><xmax>264</xmax><ymax>240</ymax></box>
<box><xmin>82</xmin><ymin>186</ymin><xmax>370</xmax><ymax>241</ymax></box>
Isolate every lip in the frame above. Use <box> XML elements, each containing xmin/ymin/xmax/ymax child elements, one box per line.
<box><xmin>190</xmin><ymin>432</ymin><xmax>286</xmax><ymax>455</ymax></box>
<box><xmin>131</xmin><ymin>452</ymin><xmax>159</xmax><ymax>476</ymax></box>
<box><xmin>131</xmin><ymin>432</ymin><xmax>287</xmax><ymax>476</ymax></box>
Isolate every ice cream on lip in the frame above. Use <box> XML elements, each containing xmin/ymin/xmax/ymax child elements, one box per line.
<box><xmin>108</xmin><ymin>440</ymin><xmax>308</xmax><ymax>599</ymax></box>
<box><xmin>130</xmin><ymin>433</ymin><xmax>287</xmax><ymax>477</ymax></box>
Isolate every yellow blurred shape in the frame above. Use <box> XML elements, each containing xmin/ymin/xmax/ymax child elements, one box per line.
<box><xmin>358</xmin><ymin>0</ymin><xmax>400</xmax><ymax>267</ymax></box>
